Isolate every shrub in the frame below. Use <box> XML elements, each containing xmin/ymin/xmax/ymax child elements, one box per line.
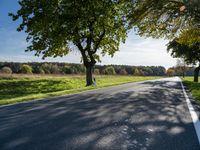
<box><xmin>21</xmin><ymin>64</ymin><xmax>32</xmax><ymax>74</ymax></box>
<box><xmin>0</xmin><ymin>67</ymin><xmax>12</xmax><ymax>74</ymax></box>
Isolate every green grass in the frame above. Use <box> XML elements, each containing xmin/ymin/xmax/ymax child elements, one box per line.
<box><xmin>183</xmin><ymin>77</ymin><xmax>200</xmax><ymax>105</ymax></box>
<box><xmin>0</xmin><ymin>74</ymin><xmax>161</xmax><ymax>105</ymax></box>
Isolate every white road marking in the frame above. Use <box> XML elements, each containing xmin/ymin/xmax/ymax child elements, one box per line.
<box><xmin>179</xmin><ymin>78</ymin><xmax>200</xmax><ymax>145</ymax></box>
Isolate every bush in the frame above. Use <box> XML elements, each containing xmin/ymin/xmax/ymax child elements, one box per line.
<box><xmin>0</xmin><ymin>67</ymin><xmax>12</xmax><ymax>74</ymax></box>
<box><xmin>105</xmin><ymin>66</ymin><xmax>116</xmax><ymax>75</ymax></box>
<box><xmin>21</xmin><ymin>65</ymin><xmax>32</xmax><ymax>74</ymax></box>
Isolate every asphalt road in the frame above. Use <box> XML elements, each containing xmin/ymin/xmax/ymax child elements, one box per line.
<box><xmin>0</xmin><ymin>77</ymin><xmax>199</xmax><ymax>150</ymax></box>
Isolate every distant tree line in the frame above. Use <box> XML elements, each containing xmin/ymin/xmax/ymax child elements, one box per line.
<box><xmin>166</xmin><ymin>66</ymin><xmax>198</xmax><ymax>77</ymax></box>
<box><xmin>0</xmin><ymin>62</ymin><xmax>166</xmax><ymax>76</ymax></box>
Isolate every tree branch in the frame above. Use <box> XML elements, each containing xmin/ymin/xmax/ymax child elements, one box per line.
<box><xmin>93</xmin><ymin>28</ymin><xmax>106</xmax><ymax>53</ymax></box>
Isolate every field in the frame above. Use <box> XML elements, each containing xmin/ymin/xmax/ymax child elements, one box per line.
<box><xmin>0</xmin><ymin>74</ymin><xmax>161</xmax><ymax>105</ymax></box>
<box><xmin>183</xmin><ymin>77</ymin><xmax>200</xmax><ymax>105</ymax></box>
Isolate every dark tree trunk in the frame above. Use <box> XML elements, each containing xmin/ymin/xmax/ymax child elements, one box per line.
<box><xmin>194</xmin><ymin>66</ymin><xmax>200</xmax><ymax>82</ymax></box>
<box><xmin>182</xmin><ymin>71</ymin><xmax>185</xmax><ymax>78</ymax></box>
<box><xmin>76</xmin><ymin>42</ymin><xmax>97</xmax><ymax>86</ymax></box>
<box><xmin>86</xmin><ymin>64</ymin><xmax>94</xmax><ymax>86</ymax></box>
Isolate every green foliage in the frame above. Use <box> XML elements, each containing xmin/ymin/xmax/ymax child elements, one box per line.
<box><xmin>21</xmin><ymin>65</ymin><xmax>32</xmax><ymax>74</ymax></box>
<box><xmin>62</xmin><ymin>65</ymin><xmax>72</xmax><ymax>74</ymax></box>
<box><xmin>167</xmin><ymin>39</ymin><xmax>200</xmax><ymax>65</ymax></box>
<box><xmin>0</xmin><ymin>62</ymin><xmax>167</xmax><ymax>76</ymax></box>
<box><xmin>130</xmin><ymin>0</ymin><xmax>199</xmax><ymax>39</ymax></box>
<box><xmin>50</xmin><ymin>64</ymin><xmax>60</xmax><ymax>74</ymax></box>
<box><xmin>168</xmin><ymin>66</ymin><xmax>197</xmax><ymax>76</ymax></box>
<box><xmin>183</xmin><ymin>77</ymin><xmax>200</xmax><ymax>105</ymax></box>
<box><xmin>10</xmin><ymin>0</ymin><xmax>131</xmax><ymax>64</ymax></box>
<box><xmin>38</xmin><ymin>67</ymin><xmax>45</xmax><ymax>74</ymax></box>
<box><xmin>40</xmin><ymin>63</ymin><xmax>51</xmax><ymax>74</ymax></box>
<box><xmin>94</xmin><ymin>69</ymin><xmax>100</xmax><ymax>75</ymax></box>
<box><xmin>105</xmin><ymin>66</ymin><xmax>116</xmax><ymax>75</ymax></box>
<box><xmin>0</xmin><ymin>67</ymin><xmax>12</xmax><ymax>74</ymax></box>
<box><xmin>166</xmin><ymin>69</ymin><xmax>175</xmax><ymax>76</ymax></box>
<box><xmin>119</xmin><ymin>69</ymin><xmax>127</xmax><ymax>75</ymax></box>
<box><xmin>177</xmin><ymin>28</ymin><xmax>200</xmax><ymax>47</ymax></box>
<box><xmin>133</xmin><ymin>68</ymin><xmax>140</xmax><ymax>76</ymax></box>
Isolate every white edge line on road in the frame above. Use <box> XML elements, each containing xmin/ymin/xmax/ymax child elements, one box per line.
<box><xmin>179</xmin><ymin>78</ymin><xmax>200</xmax><ymax>145</ymax></box>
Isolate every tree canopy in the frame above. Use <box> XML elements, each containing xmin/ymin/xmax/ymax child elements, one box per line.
<box><xmin>10</xmin><ymin>0</ymin><xmax>132</xmax><ymax>85</ymax></box>
<box><xmin>167</xmin><ymin>39</ymin><xmax>200</xmax><ymax>65</ymax></box>
<box><xmin>10</xmin><ymin>0</ymin><xmax>200</xmax><ymax>84</ymax></box>
<box><xmin>177</xmin><ymin>27</ymin><xmax>200</xmax><ymax>47</ymax></box>
<box><xmin>167</xmin><ymin>38</ymin><xmax>200</xmax><ymax>81</ymax></box>
<box><xmin>130</xmin><ymin>0</ymin><xmax>200</xmax><ymax>39</ymax></box>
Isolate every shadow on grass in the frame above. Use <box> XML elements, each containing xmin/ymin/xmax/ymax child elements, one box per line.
<box><xmin>183</xmin><ymin>80</ymin><xmax>200</xmax><ymax>105</ymax></box>
<box><xmin>0</xmin><ymin>79</ymin><xmax>74</xmax><ymax>100</ymax></box>
<box><xmin>0</xmin><ymin>79</ymin><xmax>199</xmax><ymax>150</ymax></box>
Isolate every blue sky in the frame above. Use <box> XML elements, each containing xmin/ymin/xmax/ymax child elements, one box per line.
<box><xmin>0</xmin><ymin>0</ymin><xmax>176</xmax><ymax>68</ymax></box>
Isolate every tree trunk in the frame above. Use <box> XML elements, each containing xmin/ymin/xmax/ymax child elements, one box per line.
<box><xmin>86</xmin><ymin>65</ymin><xmax>94</xmax><ymax>86</ymax></box>
<box><xmin>194</xmin><ymin>66</ymin><xmax>200</xmax><ymax>82</ymax></box>
<box><xmin>182</xmin><ymin>71</ymin><xmax>185</xmax><ymax>78</ymax></box>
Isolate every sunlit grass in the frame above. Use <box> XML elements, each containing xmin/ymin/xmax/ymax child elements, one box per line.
<box><xmin>183</xmin><ymin>77</ymin><xmax>200</xmax><ymax>105</ymax></box>
<box><xmin>0</xmin><ymin>74</ymin><xmax>161</xmax><ymax>105</ymax></box>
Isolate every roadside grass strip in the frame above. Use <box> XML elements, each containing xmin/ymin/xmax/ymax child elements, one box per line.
<box><xmin>180</xmin><ymin>78</ymin><xmax>200</xmax><ymax>145</ymax></box>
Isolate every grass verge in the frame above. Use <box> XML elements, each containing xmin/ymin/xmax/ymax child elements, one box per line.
<box><xmin>183</xmin><ymin>77</ymin><xmax>200</xmax><ymax>105</ymax></box>
<box><xmin>0</xmin><ymin>74</ymin><xmax>161</xmax><ymax>105</ymax></box>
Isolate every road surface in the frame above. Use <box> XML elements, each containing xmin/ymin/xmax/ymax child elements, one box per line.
<box><xmin>0</xmin><ymin>77</ymin><xmax>199</xmax><ymax>150</ymax></box>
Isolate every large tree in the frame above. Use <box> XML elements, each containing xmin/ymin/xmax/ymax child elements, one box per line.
<box><xmin>130</xmin><ymin>0</ymin><xmax>200</xmax><ymax>39</ymax></box>
<box><xmin>167</xmin><ymin>39</ymin><xmax>200</xmax><ymax>82</ymax></box>
<box><xmin>177</xmin><ymin>27</ymin><xmax>200</xmax><ymax>47</ymax></box>
<box><xmin>129</xmin><ymin>0</ymin><xmax>200</xmax><ymax>80</ymax></box>
<box><xmin>10</xmin><ymin>0</ymin><xmax>132</xmax><ymax>86</ymax></box>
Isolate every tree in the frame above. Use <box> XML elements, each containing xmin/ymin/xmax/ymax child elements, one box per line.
<box><xmin>119</xmin><ymin>68</ymin><xmax>127</xmax><ymax>75</ymax></box>
<box><xmin>177</xmin><ymin>27</ymin><xmax>200</xmax><ymax>47</ymax></box>
<box><xmin>105</xmin><ymin>66</ymin><xmax>116</xmax><ymax>75</ymax></box>
<box><xmin>133</xmin><ymin>68</ymin><xmax>140</xmax><ymax>76</ymax></box>
<box><xmin>94</xmin><ymin>69</ymin><xmax>100</xmax><ymax>75</ymax></box>
<box><xmin>166</xmin><ymin>69</ymin><xmax>175</xmax><ymax>76</ymax></box>
<box><xmin>167</xmin><ymin>39</ymin><xmax>200</xmax><ymax>82</ymax></box>
<box><xmin>62</xmin><ymin>65</ymin><xmax>72</xmax><ymax>74</ymax></box>
<box><xmin>40</xmin><ymin>63</ymin><xmax>51</xmax><ymax>74</ymax></box>
<box><xmin>0</xmin><ymin>67</ymin><xmax>12</xmax><ymax>74</ymax></box>
<box><xmin>10</xmin><ymin>0</ymin><xmax>131</xmax><ymax>86</ymax></box>
<box><xmin>176</xmin><ymin>59</ymin><xmax>186</xmax><ymax>78</ymax></box>
<box><xmin>50</xmin><ymin>64</ymin><xmax>60</xmax><ymax>74</ymax></box>
<box><xmin>38</xmin><ymin>67</ymin><xmax>45</xmax><ymax>74</ymax></box>
<box><xmin>21</xmin><ymin>64</ymin><xmax>33</xmax><ymax>74</ymax></box>
<box><xmin>130</xmin><ymin>1</ymin><xmax>199</xmax><ymax>77</ymax></box>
